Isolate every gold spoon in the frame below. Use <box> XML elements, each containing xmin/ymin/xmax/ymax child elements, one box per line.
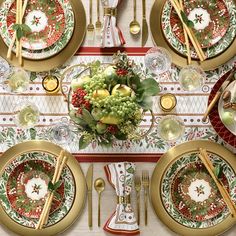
<box><xmin>94</xmin><ymin>178</ymin><xmax>105</xmax><ymax>227</ymax></box>
<box><xmin>129</xmin><ymin>0</ymin><xmax>140</xmax><ymax>35</ymax></box>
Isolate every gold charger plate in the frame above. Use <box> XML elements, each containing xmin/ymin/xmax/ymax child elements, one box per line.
<box><xmin>150</xmin><ymin>140</ymin><xmax>236</xmax><ymax>236</ymax></box>
<box><xmin>150</xmin><ymin>0</ymin><xmax>236</xmax><ymax>71</ymax></box>
<box><xmin>0</xmin><ymin>140</ymin><xmax>86</xmax><ymax>236</ymax></box>
<box><xmin>0</xmin><ymin>0</ymin><xmax>86</xmax><ymax>72</ymax></box>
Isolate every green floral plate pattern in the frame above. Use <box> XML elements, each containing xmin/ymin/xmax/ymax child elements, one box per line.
<box><xmin>0</xmin><ymin>0</ymin><xmax>74</xmax><ymax>60</ymax></box>
<box><xmin>162</xmin><ymin>153</ymin><xmax>236</xmax><ymax>228</ymax></box>
<box><xmin>171</xmin><ymin>162</ymin><xmax>228</xmax><ymax>222</ymax></box>
<box><xmin>161</xmin><ymin>0</ymin><xmax>236</xmax><ymax>59</ymax></box>
<box><xmin>0</xmin><ymin>151</ymin><xmax>75</xmax><ymax>228</ymax></box>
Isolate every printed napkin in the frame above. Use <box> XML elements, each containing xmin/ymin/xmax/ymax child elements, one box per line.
<box><xmin>104</xmin><ymin>162</ymin><xmax>139</xmax><ymax>235</ymax></box>
<box><xmin>101</xmin><ymin>0</ymin><xmax>125</xmax><ymax>47</ymax></box>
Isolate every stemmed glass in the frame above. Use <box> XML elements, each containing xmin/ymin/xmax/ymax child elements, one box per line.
<box><xmin>49</xmin><ymin>118</ymin><xmax>75</xmax><ymax>149</ymax></box>
<box><xmin>158</xmin><ymin>115</ymin><xmax>185</xmax><ymax>142</ymax></box>
<box><xmin>8</xmin><ymin>67</ymin><xmax>30</xmax><ymax>93</ymax></box>
<box><xmin>144</xmin><ymin>47</ymin><xmax>172</xmax><ymax>75</ymax></box>
<box><xmin>13</xmin><ymin>101</ymin><xmax>40</xmax><ymax>128</ymax></box>
<box><xmin>0</xmin><ymin>56</ymin><xmax>10</xmax><ymax>87</ymax></box>
<box><xmin>179</xmin><ymin>65</ymin><xmax>206</xmax><ymax>91</ymax></box>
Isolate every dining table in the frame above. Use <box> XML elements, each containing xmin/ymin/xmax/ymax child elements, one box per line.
<box><xmin>0</xmin><ymin>0</ymin><xmax>236</xmax><ymax>235</ymax></box>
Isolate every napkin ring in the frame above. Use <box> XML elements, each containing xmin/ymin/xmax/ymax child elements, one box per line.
<box><xmin>104</xmin><ymin>7</ymin><xmax>117</xmax><ymax>17</ymax></box>
<box><xmin>117</xmin><ymin>195</ymin><xmax>131</xmax><ymax>205</ymax></box>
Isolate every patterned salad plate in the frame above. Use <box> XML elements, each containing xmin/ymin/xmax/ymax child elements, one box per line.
<box><xmin>0</xmin><ymin>0</ymin><xmax>74</xmax><ymax>60</ymax></box>
<box><xmin>169</xmin><ymin>0</ymin><xmax>230</xmax><ymax>48</ymax></box>
<box><xmin>150</xmin><ymin>140</ymin><xmax>236</xmax><ymax>236</ymax></box>
<box><xmin>171</xmin><ymin>162</ymin><xmax>228</xmax><ymax>222</ymax></box>
<box><xmin>0</xmin><ymin>141</ymin><xmax>86</xmax><ymax>236</ymax></box>
<box><xmin>209</xmin><ymin>70</ymin><xmax>236</xmax><ymax>147</ymax></box>
<box><xmin>150</xmin><ymin>0</ymin><xmax>236</xmax><ymax>70</ymax></box>
<box><xmin>161</xmin><ymin>0</ymin><xmax>235</xmax><ymax>60</ymax></box>
<box><xmin>0</xmin><ymin>0</ymin><xmax>86</xmax><ymax>71</ymax></box>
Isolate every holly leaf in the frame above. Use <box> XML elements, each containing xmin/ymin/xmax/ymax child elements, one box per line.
<box><xmin>48</xmin><ymin>180</ymin><xmax>61</xmax><ymax>192</ymax></box>
<box><xmin>21</xmin><ymin>24</ymin><xmax>31</xmax><ymax>33</ymax></box>
<box><xmin>53</xmin><ymin>180</ymin><xmax>61</xmax><ymax>191</ymax></box>
<box><xmin>181</xmin><ymin>11</ymin><xmax>194</xmax><ymax>28</ymax></box>
<box><xmin>16</xmin><ymin>28</ymin><xmax>23</xmax><ymax>40</ymax></box>
<box><xmin>12</xmin><ymin>24</ymin><xmax>20</xmax><ymax>31</ymax></box>
<box><xmin>13</xmin><ymin>23</ymin><xmax>31</xmax><ymax>40</ymax></box>
<box><xmin>79</xmin><ymin>135</ymin><xmax>90</xmax><ymax>150</ymax></box>
<box><xmin>48</xmin><ymin>181</ymin><xmax>54</xmax><ymax>192</ymax></box>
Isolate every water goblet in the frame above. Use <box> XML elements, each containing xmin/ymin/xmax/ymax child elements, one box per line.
<box><xmin>179</xmin><ymin>65</ymin><xmax>206</xmax><ymax>92</ymax></box>
<box><xmin>158</xmin><ymin>115</ymin><xmax>185</xmax><ymax>142</ymax></box>
<box><xmin>14</xmin><ymin>101</ymin><xmax>40</xmax><ymax>128</ymax></box>
<box><xmin>144</xmin><ymin>47</ymin><xmax>172</xmax><ymax>75</ymax></box>
<box><xmin>8</xmin><ymin>67</ymin><xmax>30</xmax><ymax>93</ymax></box>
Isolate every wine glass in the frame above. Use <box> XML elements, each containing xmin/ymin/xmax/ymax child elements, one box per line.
<box><xmin>158</xmin><ymin>115</ymin><xmax>185</xmax><ymax>142</ymax></box>
<box><xmin>8</xmin><ymin>67</ymin><xmax>30</xmax><ymax>93</ymax></box>
<box><xmin>179</xmin><ymin>65</ymin><xmax>206</xmax><ymax>91</ymax></box>
<box><xmin>13</xmin><ymin>101</ymin><xmax>40</xmax><ymax>128</ymax></box>
<box><xmin>49</xmin><ymin>119</ymin><xmax>75</xmax><ymax>147</ymax></box>
<box><xmin>0</xmin><ymin>56</ymin><xmax>10</xmax><ymax>80</ymax></box>
<box><xmin>144</xmin><ymin>47</ymin><xmax>172</xmax><ymax>75</ymax></box>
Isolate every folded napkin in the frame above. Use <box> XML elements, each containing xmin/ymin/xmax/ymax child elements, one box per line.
<box><xmin>101</xmin><ymin>0</ymin><xmax>125</xmax><ymax>47</ymax></box>
<box><xmin>104</xmin><ymin>162</ymin><xmax>139</xmax><ymax>235</ymax></box>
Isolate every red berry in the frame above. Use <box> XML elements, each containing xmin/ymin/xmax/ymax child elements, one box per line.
<box><xmin>116</xmin><ymin>68</ymin><xmax>128</xmax><ymax>76</ymax></box>
<box><xmin>107</xmin><ymin>125</ymin><xmax>118</xmax><ymax>134</ymax></box>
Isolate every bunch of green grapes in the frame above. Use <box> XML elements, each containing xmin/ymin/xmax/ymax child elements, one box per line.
<box><xmin>83</xmin><ymin>75</ymin><xmax>107</xmax><ymax>97</ymax></box>
<box><xmin>95</xmin><ymin>95</ymin><xmax>140</xmax><ymax>121</ymax></box>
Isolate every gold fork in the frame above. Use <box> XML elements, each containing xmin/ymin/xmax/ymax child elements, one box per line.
<box><xmin>95</xmin><ymin>0</ymin><xmax>102</xmax><ymax>35</ymax></box>
<box><xmin>134</xmin><ymin>175</ymin><xmax>141</xmax><ymax>225</ymax></box>
<box><xmin>142</xmin><ymin>170</ymin><xmax>149</xmax><ymax>226</ymax></box>
<box><xmin>87</xmin><ymin>0</ymin><xmax>94</xmax><ymax>40</ymax></box>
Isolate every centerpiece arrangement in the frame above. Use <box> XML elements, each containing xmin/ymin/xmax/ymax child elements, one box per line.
<box><xmin>61</xmin><ymin>52</ymin><xmax>160</xmax><ymax>149</ymax></box>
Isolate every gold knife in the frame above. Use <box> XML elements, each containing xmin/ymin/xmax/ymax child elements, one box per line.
<box><xmin>86</xmin><ymin>164</ymin><xmax>93</xmax><ymax>229</ymax></box>
<box><xmin>141</xmin><ymin>0</ymin><xmax>148</xmax><ymax>46</ymax></box>
<box><xmin>202</xmin><ymin>67</ymin><xmax>236</xmax><ymax>122</ymax></box>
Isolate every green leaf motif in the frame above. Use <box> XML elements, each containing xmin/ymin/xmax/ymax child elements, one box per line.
<box><xmin>180</xmin><ymin>11</ymin><xmax>194</xmax><ymax>28</ymax></box>
<box><xmin>48</xmin><ymin>180</ymin><xmax>61</xmax><ymax>192</ymax></box>
<box><xmin>79</xmin><ymin>135</ymin><xmax>90</xmax><ymax>150</ymax></box>
<box><xmin>214</xmin><ymin>164</ymin><xmax>223</xmax><ymax>179</ymax></box>
<box><xmin>141</xmin><ymin>78</ymin><xmax>160</xmax><ymax>96</ymax></box>
<box><xmin>81</xmin><ymin>108</ymin><xmax>96</xmax><ymax>128</ymax></box>
<box><xmin>29</xmin><ymin>128</ymin><xmax>36</xmax><ymax>140</ymax></box>
<box><xmin>48</xmin><ymin>181</ymin><xmax>54</xmax><ymax>192</ymax></box>
<box><xmin>53</xmin><ymin>180</ymin><xmax>61</xmax><ymax>191</ymax></box>
<box><xmin>30</xmin><ymin>72</ymin><xmax>37</xmax><ymax>81</ymax></box>
<box><xmin>139</xmin><ymin>96</ymin><xmax>153</xmax><ymax>110</ymax></box>
<box><xmin>13</xmin><ymin>23</ymin><xmax>31</xmax><ymax>40</ymax></box>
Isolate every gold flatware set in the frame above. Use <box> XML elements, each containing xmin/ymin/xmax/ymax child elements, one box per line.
<box><xmin>86</xmin><ymin>164</ymin><xmax>106</xmax><ymax>228</ymax></box>
<box><xmin>87</xmin><ymin>0</ymin><xmax>102</xmax><ymax>41</ymax></box>
<box><xmin>135</xmin><ymin>171</ymin><xmax>150</xmax><ymax>226</ymax></box>
<box><xmin>94</xmin><ymin>178</ymin><xmax>105</xmax><ymax>227</ymax></box>
<box><xmin>86</xmin><ymin>164</ymin><xmax>93</xmax><ymax>228</ymax></box>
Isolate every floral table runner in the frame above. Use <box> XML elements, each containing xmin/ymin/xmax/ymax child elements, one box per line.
<box><xmin>0</xmin><ymin>47</ymin><xmax>235</xmax><ymax>162</ymax></box>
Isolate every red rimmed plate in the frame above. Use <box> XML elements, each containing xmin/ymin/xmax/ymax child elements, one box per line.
<box><xmin>170</xmin><ymin>0</ymin><xmax>230</xmax><ymax>48</ymax></box>
<box><xmin>171</xmin><ymin>162</ymin><xmax>228</xmax><ymax>222</ymax></box>
<box><xmin>6</xmin><ymin>0</ymin><xmax>66</xmax><ymax>50</ymax></box>
<box><xmin>6</xmin><ymin>159</ymin><xmax>64</xmax><ymax>219</ymax></box>
<box><xmin>208</xmin><ymin>70</ymin><xmax>236</xmax><ymax>147</ymax></box>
